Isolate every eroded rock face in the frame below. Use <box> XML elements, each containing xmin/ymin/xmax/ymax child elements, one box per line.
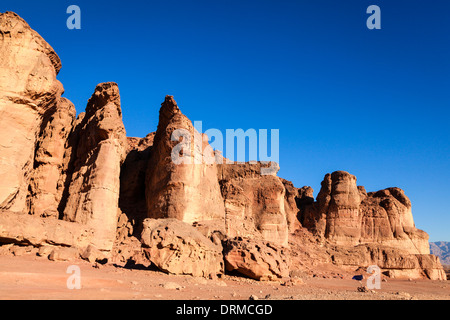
<box><xmin>0</xmin><ymin>211</ymin><xmax>93</xmax><ymax>248</ymax></box>
<box><xmin>360</xmin><ymin>188</ymin><xmax>429</xmax><ymax>254</ymax></box>
<box><xmin>0</xmin><ymin>13</ymin><xmax>127</xmax><ymax>256</ymax></box>
<box><xmin>223</xmin><ymin>237</ymin><xmax>290</xmax><ymax>280</ymax></box>
<box><xmin>296</xmin><ymin>170</ymin><xmax>445</xmax><ymax>280</ymax></box>
<box><xmin>280</xmin><ymin>179</ymin><xmax>302</xmax><ymax>234</ymax></box>
<box><xmin>330</xmin><ymin>244</ymin><xmax>446</xmax><ymax>280</ymax></box>
<box><xmin>141</xmin><ymin>218</ymin><xmax>224</xmax><ymax>278</ymax></box>
<box><xmin>312</xmin><ymin>171</ymin><xmax>362</xmax><ymax>245</ymax></box>
<box><xmin>145</xmin><ymin>96</ymin><xmax>225</xmax><ymax>225</ymax></box>
<box><xmin>62</xmin><ymin>82</ymin><xmax>127</xmax><ymax>252</ymax></box>
<box><xmin>119</xmin><ymin>133</ymin><xmax>155</xmax><ymax>233</ymax></box>
<box><xmin>218</xmin><ymin>162</ymin><xmax>290</xmax><ymax>247</ymax></box>
<box><xmin>0</xmin><ymin>12</ymin><xmax>66</xmax><ymax>213</ymax></box>
<box><xmin>27</xmin><ymin>98</ymin><xmax>76</xmax><ymax>218</ymax></box>
<box><xmin>299</xmin><ymin>171</ymin><xmax>429</xmax><ymax>254</ymax></box>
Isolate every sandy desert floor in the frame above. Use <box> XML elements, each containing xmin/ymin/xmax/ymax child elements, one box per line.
<box><xmin>0</xmin><ymin>255</ymin><xmax>449</xmax><ymax>300</ymax></box>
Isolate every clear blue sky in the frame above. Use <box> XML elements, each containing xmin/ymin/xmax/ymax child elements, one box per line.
<box><xmin>2</xmin><ymin>0</ymin><xmax>449</xmax><ymax>241</ymax></box>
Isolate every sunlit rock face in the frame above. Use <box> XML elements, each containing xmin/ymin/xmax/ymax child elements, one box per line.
<box><xmin>145</xmin><ymin>95</ymin><xmax>226</xmax><ymax>225</ymax></box>
<box><xmin>0</xmin><ymin>12</ymin><xmax>66</xmax><ymax>213</ymax></box>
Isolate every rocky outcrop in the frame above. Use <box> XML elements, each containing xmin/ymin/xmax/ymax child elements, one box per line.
<box><xmin>0</xmin><ymin>210</ymin><xmax>93</xmax><ymax>248</ymax></box>
<box><xmin>300</xmin><ymin>171</ymin><xmax>362</xmax><ymax>245</ymax></box>
<box><xmin>223</xmin><ymin>237</ymin><xmax>290</xmax><ymax>280</ymax></box>
<box><xmin>360</xmin><ymin>188</ymin><xmax>429</xmax><ymax>254</ymax></box>
<box><xmin>145</xmin><ymin>96</ymin><xmax>225</xmax><ymax>224</ymax></box>
<box><xmin>330</xmin><ymin>244</ymin><xmax>446</xmax><ymax>280</ymax></box>
<box><xmin>141</xmin><ymin>218</ymin><xmax>224</xmax><ymax>278</ymax></box>
<box><xmin>280</xmin><ymin>179</ymin><xmax>302</xmax><ymax>234</ymax></box>
<box><xmin>297</xmin><ymin>170</ymin><xmax>445</xmax><ymax>280</ymax></box>
<box><xmin>218</xmin><ymin>162</ymin><xmax>290</xmax><ymax>247</ymax></box>
<box><xmin>27</xmin><ymin>98</ymin><xmax>76</xmax><ymax>218</ymax></box>
<box><xmin>61</xmin><ymin>82</ymin><xmax>127</xmax><ymax>252</ymax></box>
<box><xmin>0</xmin><ymin>12</ymin><xmax>67</xmax><ymax>213</ymax></box>
<box><xmin>0</xmin><ymin>11</ymin><xmax>445</xmax><ymax>282</ymax></box>
<box><xmin>299</xmin><ymin>171</ymin><xmax>429</xmax><ymax>254</ymax></box>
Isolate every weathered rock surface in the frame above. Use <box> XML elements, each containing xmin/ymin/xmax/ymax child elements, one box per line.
<box><xmin>145</xmin><ymin>96</ymin><xmax>225</xmax><ymax>225</ymax></box>
<box><xmin>80</xmin><ymin>244</ymin><xmax>108</xmax><ymax>264</ymax></box>
<box><xmin>0</xmin><ymin>12</ymin><xmax>67</xmax><ymax>213</ymax></box>
<box><xmin>62</xmin><ymin>82</ymin><xmax>127</xmax><ymax>252</ymax></box>
<box><xmin>141</xmin><ymin>218</ymin><xmax>224</xmax><ymax>278</ymax></box>
<box><xmin>48</xmin><ymin>247</ymin><xmax>79</xmax><ymax>262</ymax></box>
<box><xmin>218</xmin><ymin>162</ymin><xmax>290</xmax><ymax>247</ymax></box>
<box><xmin>0</xmin><ymin>210</ymin><xmax>93</xmax><ymax>248</ymax></box>
<box><xmin>27</xmin><ymin>98</ymin><xmax>76</xmax><ymax>218</ymax></box>
<box><xmin>300</xmin><ymin>171</ymin><xmax>362</xmax><ymax>245</ymax></box>
<box><xmin>223</xmin><ymin>237</ymin><xmax>290</xmax><ymax>280</ymax></box>
<box><xmin>280</xmin><ymin>179</ymin><xmax>302</xmax><ymax>233</ymax></box>
<box><xmin>297</xmin><ymin>170</ymin><xmax>445</xmax><ymax>280</ymax></box>
<box><xmin>329</xmin><ymin>244</ymin><xmax>446</xmax><ymax>280</ymax></box>
<box><xmin>360</xmin><ymin>188</ymin><xmax>429</xmax><ymax>254</ymax></box>
<box><xmin>299</xmin><ymin>171</ymin><xmax>429</xmax><ymax>254</ymax></box>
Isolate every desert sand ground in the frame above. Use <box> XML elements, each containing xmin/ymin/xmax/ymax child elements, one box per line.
<box><xmin>0</xmin><ymin>255</ymin><xmax>449</xmax><ymax>300</ymax></box>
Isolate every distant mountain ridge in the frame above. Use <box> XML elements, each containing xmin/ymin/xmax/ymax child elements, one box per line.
<box><xmin>430</xmin><ymin>242</ymin><xmax>450</xmax><ymax>266</ymax></box>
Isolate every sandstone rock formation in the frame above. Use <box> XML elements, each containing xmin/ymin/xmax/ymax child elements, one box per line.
<box><xmin>141</xmin><ymin>218</ymin><xmax>224</xmax><ymax>278</ymax></box>
<box><xmin>329</xmin><ymin>244</ymin><xmax>446</xmax><ymax>280</ymax></box>
<box><xmin>145</xmin><ymin>95</ymin><xmax>225</xmax><ymax>225</ymax></box>
<box><xmin>224</xmin><ymin>237</ymin><xmax>290</xmax><ymax>280</ymax></box>
<box><xmin>0</xmin><ymin>11</ymin><xmax>445</xmax><ymax>282</ymax></box>
<box><xmin>218</xmin><ymin>162</ymin><xmax>291</xmax><ymax>247</ymax></box>
<box><xmin>299</xmin><ymin>171</ymin><xmax>429</xmax><ymax>254</ymax></box>
<box><xmin>0</xmin><ymin>210</ymin><xmax>93</xmax><ymax>248</ymax></box>
<box><xmin>297</xmin><ymin>170</ymin><xmax>445</xmax><ymax>280</ymax></box>
<box><xmin>0</xmin><ymin>12</ymin><xmax>66</xmax><ymax>214</ymax></box>
<box><xmin>0</xmin><ymin>12</ymin><xmax>127</xmax><ymax>255</ymax></box>
<box><xmin>27</xmin><ymin>98</ymin><xmax>76</xmax><ymax>218</ymax></box>
<box><xmin>61</xmin><ymin>82</ymin><xmax>127</xmax><ymax>252</ymax></box>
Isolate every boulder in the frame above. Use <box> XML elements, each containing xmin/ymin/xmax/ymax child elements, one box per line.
<box><xmin>48</xmin><ymin>247</ymin><xmax>80</xmax><ymax>261</ymax></box>
<box><xmin>223</xmin><ymin>237</ymin><xmax>290</xmax><ymax>281</ymax></box>
<box><xmin>140</xmin><ymin>218</ymin><xmax>224</xmax><ymax>278</ymax></box>
<box><xmin>0</xmin><ymin>210</ymin><xmax>93</xmax><ymax>248</ymax></box>
<box><xmin>80</xmin><ymin>244</ymin><xmax>108</xmax><ymax>264</ymax></box>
